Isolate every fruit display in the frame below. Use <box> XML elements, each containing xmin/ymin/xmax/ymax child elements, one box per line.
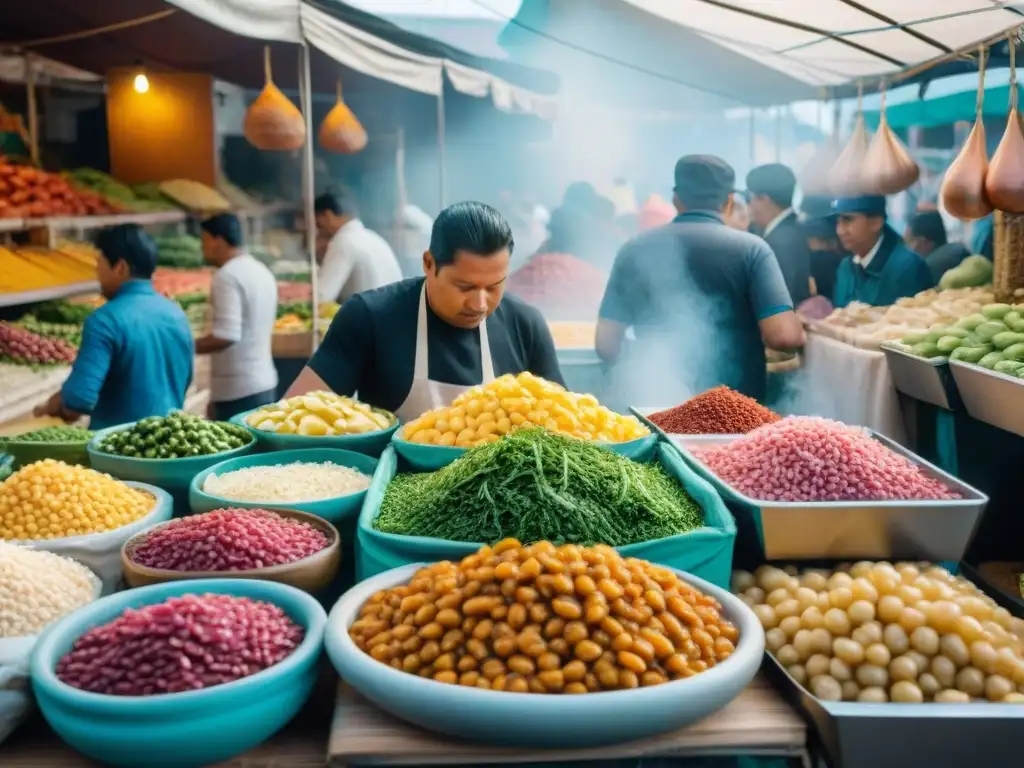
<box><xmin>67</xmin><ymin>168</ymin><xmax>176</xmax><ymax>212</ymax></box>
<box><xmin>1</xmin><ymin>542</ymin><xmax>100</xmax><ymax>637</ymax></box>
<box><xmin>734</xmin><ymin>562</ymin><xmax>1024</xmax><ymax>703</ymax></box>
<box><xmin>0</xmin><ymin>322</ymin><xmax>76</xmax><ymax>366</ymax></box>
<box><xmin>13</xmin><ymin>316</ymin><xmax>82</xmax><ymax>348</ymax></box>
<box><xmin>401</xmin><ymin>372</ymin><xmax>649</xmax><ymax>447</ymax></box>
<box><xmin>648</xmin><ymin>386</ymin><xmax>781</xmax><ymax>435</ymax></box>
<box><xmin>56</xmin><ymin>594</ymin><xmax>303</xmax><ymax>696</ymax></box>
<box><xmin>0</xmin><ymin>242</ymin><xmax>99</xmax><ymax>295</ymax></box>
<box><xmin>891</xmin><ymin>302</ymin><xmax>1024</xmax><ymax>375</ymax></box>
<box><xmin>691</xmin><ymin>417</ymin><xmax>960</xmax><ymax>502</ymax></box>
<box><xmin>350</xmin><ymin>539</ymin><xmax>739</xmax><ymax>692</ymax></box>
<box><xmin>375</xmin><ymin>429</ymin><xmax>702</xmax><ymax>546</ymax></box>
<box><xmin>0</xmin><ymin>459</ymin><xmax>155</xmax><ymax>540</ymax></box>
<box><xmin>245</xmin><ymin>391</ymin><xmax>395</xmax><ymax>436</ymax></box>
<box><xmin>202</xmin><ymin>461</ymin><xmax>372</xmax><ymax>502</ymax></box>
<box><xmin>157</xmin><ymin>179</ymin><xmax>230</xmax><ymax>213</ymax></box>
<box><xmin>2</xmin><ymin>425</ymin><xmax>93</xmax><ymax>443</ymax></box>
<box><xmin>127</xmin><ymin>508</ymin><xmax>329</xmax><ymax>572</ymax></box>
<box><xmin>0</xmin><ymin>157</ymin><xmax>120</xmax><ymax>218</ymax></box>
<box><xmin>939</xmin><ymin>255</ymin><xmax>993</xmax><ymax>290</ymax></box>
<box><xmin>152</xmin><ymin>267</ymin><xmax>211</xmax><ymax>298</ymax></box>
<box><xmin>96</xmin><ymin>412</ymin><xmax>252</xmax><ymax>459</ymax></box>
<box><xmin>278</xmin><ymin>281</ymin><xmax>312</xmax><ymax>303</ymax></box>
<box><xmin>275</xmin><ymin>313</ymin><xmax>310</xmax><ymax>332</ymax></box>
<box><xmin>154</xmin><ymin>234</ymin><xmax>204</xmax><ymax>268</ymax></box>
<box><xmin>33</xmin><ymin>297</ymin><xmax>97</xmax><ymax>325</ymax></box>
<box><xmin>812</xmin><ymin>287</ymin><xmax>995</xmax><ymax>350</ymax></box>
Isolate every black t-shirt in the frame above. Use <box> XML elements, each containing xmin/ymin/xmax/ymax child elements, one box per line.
<box><xmin>308</xmin><ymin>277</ymin><xmax>565</xmax><ymax>412</ymax></box>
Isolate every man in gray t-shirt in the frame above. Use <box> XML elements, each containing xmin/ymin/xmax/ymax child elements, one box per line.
<box><xmin>197</xmin><ymin>214</ymin><xmax>279</xmax><ymax>420</ymax></box>
<box><xmin>596</xmin><ymin>155</ymin><xmax>805</xmax><ymax>405</ymax></box>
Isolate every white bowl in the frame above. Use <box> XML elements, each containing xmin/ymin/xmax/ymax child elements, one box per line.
<box><xmin>326</xmin><ymin>563</ymin><xmax>765</xmax><ymax>748</ymax></box>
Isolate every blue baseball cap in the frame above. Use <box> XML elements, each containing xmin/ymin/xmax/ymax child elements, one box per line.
<box><xmin>831</xmin><ymin>195</ymin><xmax>887</xmax><ymax>217</ymax></box>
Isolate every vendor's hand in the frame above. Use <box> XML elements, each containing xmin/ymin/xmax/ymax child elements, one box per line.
<box><xmin>34</xmin><ymin>392</ymin><xmax>64</xmax><ymax>419</ymax></box>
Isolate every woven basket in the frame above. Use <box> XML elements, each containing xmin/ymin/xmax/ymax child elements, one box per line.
<box><xmin>993</xmin><ymin>211</ymin><xmax>1024</xmax><ymax>303</ymax></box>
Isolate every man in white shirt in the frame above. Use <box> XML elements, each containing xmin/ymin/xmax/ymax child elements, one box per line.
<box><xmin>196</xmin><ymin>213</ymin><xmax>279</xmax><ymax>420</ymax></box>
<box><xmin>314</xmin><ymin>191</ymin><xmax>402</xmax><ymax>303</ymax></box>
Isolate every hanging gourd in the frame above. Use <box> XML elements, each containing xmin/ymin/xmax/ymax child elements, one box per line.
<box><xmin>985</xmin><ymin>31</ymin><xmax>1024</xmax><ymax>213</ymax></box>
<box><xmin>243</xmin><ymin>46</ymin><xmax>305</xmax><ymax>152</ymax></box>
<box><xmin>862</xmin><ymin>81</ymin><xmax>920</xmax><ymax>195</ymax></box>
<box><xmin>942</xmin><ymin>46</ymin><xmax>993</xmax><ymax>220</ymax></box>
<box><xmin>800</xmin><ymin>99</ymin><xmax>840</xmax><ymax>195</ymax></box>
<box><xmin>318</xmin><ymin>79</ymin><xmax>367</xmax><ymax>154</ymax></box>
<box><xmin>829</xmin><ymin>83</ymin><xmax>871</xmax><ymax>195</ymax></box>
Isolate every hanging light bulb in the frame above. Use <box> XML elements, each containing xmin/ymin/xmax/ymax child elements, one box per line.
<box><xmin>133</xmin><ymin>61</ymin><xmax>149</xmax><ymax>94</ymax></box>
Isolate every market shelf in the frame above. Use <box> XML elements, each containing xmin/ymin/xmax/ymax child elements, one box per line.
<box><xmin>0</xmin><ymin>280</ymin><xmax>100</xmax><ymax>308</ymax></box>
<box><xmin>0</xmin><ymin>210</ymin><xmax>187</xmax><ymax>233</ymax></box>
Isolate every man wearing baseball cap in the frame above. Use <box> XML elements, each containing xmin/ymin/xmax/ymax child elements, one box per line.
<box><xmin>596</xmin><ymin>154</ymin><xmax>805</xmax><ymax>405</ymax></box>
<box><xmin>746</xmin><ymin>163</ymin><xmax>811</xmax><ymax>306</ymax></box>
<box><xmin>832</xmin><ymin>195</ymin><xmax>933</xmax><ymax>308</ymax></box>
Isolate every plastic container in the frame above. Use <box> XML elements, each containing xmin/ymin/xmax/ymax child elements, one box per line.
<box><xmin>0</xmin><ymin>435</ymin><xmax>91</xmax><ymax>470</ymax></box>
<box><xmin>325</xmin><ymin>562</ymin><xmax>763</xmax><ymax>748</ymax></box>
<box><xmin>391</xmin><ymin>431</ymin><xmax>659</xmax><ymax>472</ymax></box>
<box><xmin>356</xmin><ymin>441</ymin><xmax>736</xmax><ymax>587</ymax></box>
<box><xmin>30</xmin><ymin>578</ymin><xmax>326</xmax><ymax>768</ymax></box>
<box><xmin>121</xmin><ymin>508</ymin><xmax>341</xmax><ymax>593</ymax></box>
<box><xmin>229</xmin><ymin>407</ymin><xmax>399</xmax><ymax>457</ymax></box>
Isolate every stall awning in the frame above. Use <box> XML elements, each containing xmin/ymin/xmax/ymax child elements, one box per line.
<box><xmin>860</xmin><ymin>69</ymin><xmax>1021</xmax><ymax>129</ymax></box>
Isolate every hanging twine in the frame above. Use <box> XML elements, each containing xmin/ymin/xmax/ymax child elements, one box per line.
<box><xmin>263</xmin><ymin>46</ymin><xmax>273</xmax><ymax>84</ymax></box>
<box><xmin>336</xmin><ymin>79</ymin><xmax>343</xmax><ymax>103</ymax></box>
<box><xmin>856</xmin><ymin>80</ymin><xmax>863</xmax><ymax>115</ymax></box>
<box><xmin>1009</xmin><ymin>30</ymin><xmax>1019</xmax><ymax>113</ymax></box>
<box><xmin>976</xmin><ymin>44</ymin><xmax>986</xmax><ymax>116</ymax></box>
<box><xmin>879</xmin><ymin>79</ymin><xmax>887</xmax><ymax>117</ymax></box>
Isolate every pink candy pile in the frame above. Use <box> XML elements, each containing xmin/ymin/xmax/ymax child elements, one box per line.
<box><xmin>692</xmin><ymin>416</ymin><xmax>961</xmax><ymax>502</ymax></box>
<box><xmin>129</xmin><ymin>508</ymin><xmax>329</xmax><ymax>572</ymax></box>
<box><xmin>56</xmin><ymin>594</ymin><xmax>304</xmax><ymax>696</ymax></box>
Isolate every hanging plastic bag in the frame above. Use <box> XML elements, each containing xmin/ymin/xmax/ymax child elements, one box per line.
<box><xmin>985</xmin><ymin>31</ymin><xmax>1024</xmax><ymax>213</ymax></box>
<box><xmin>244</xmin><ymin>47</ymin><xmax>306</xmax><ymax>152</ymax></box>
<box><xmin>319</xmin><ymin>80</ymin><xmax>367</xmax><ymax>154</ymax></box>
<box><xmin>862</xmin><ymin>82</ymin><xmax>920</xmax><ymax>195</ymax></box>
<box><xmin>829</xmin><ymin>85</ymin><xmax>871</xmax><ymax>195</ymax></box>
<box><xmin>942</xmin><ymin>48</ymin><xmax>993</xmax><ymax>220</ymax></box>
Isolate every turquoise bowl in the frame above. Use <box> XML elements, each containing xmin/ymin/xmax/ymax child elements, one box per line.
<box><xmin>391</xmin><ymin>431</ymin><xmax>658</xmax><ymax>471</ymax></box>
<box><xmin>229</xmin><ymin>407</ymin><xmax>399</xmax><ymax>457</ymax></box>
<box><xmin>86</xmin><ymin>423</ymin><xmax>256</xmax><ymax>493</ymax></box>
<box><xmin>326</xmin><ymin>563</ymin><xmax>763</xmax><ymax>748</ymax></box>
<box><xmin>189</xmin><ymin>447</ymin><xmax>378</xmax><ymax>525</ymax></box>
<box><xmin>31</xmin><ymin>578</ymin><xmax>326</xmax><ymax>768</ymax></box>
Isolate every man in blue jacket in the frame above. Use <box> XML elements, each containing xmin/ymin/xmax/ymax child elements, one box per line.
<box><xmin>833</xmin><ymin>195</ymin><xmax>934</xmax><ymax>308</ymax></box>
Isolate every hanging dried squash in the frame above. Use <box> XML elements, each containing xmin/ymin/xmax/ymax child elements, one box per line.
<box><xmin>985</xmin><ymin>33</ymin><xmax>1024</xmax><ymax>214</ymax></box>
<box><xmin>800</xmin><ymin>140</ymin><xmax>840</xmax><ymax>196</ymax></box>
<box><xmin>942</xmin><ymin>47</ymin><xmax>993</xmax><ymax>220</ymax></box>
<box><xmin>244</xmin><ymin>47</ymin><xmax>305</xmax><ymax>152</ymax></box>
<box><xmin>318</xmin><ymin>80</ymin><xmax>367</xmax><ymax>154</ymax></box>
<box><xmin>829</xmin><ymin>85</ymin><xmax>871</xmax><ymax>195</ymax></box>
<box><xmin>862</xmin><ymin>83</ymin><xmax>920</xmax><ymax>195</ymax></box>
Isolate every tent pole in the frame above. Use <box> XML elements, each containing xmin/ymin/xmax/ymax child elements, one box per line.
<box><xmin>25</xmin><ymin>53</ymin><xmax>40</xmax><ymax>166</ymax></box>
<box><xmin>299</xmin><ymin>43</ymin><xmax>319</xmax><ymax>351</ymax></box>
<box><xmin>437</xmin><ymin>77</ymin><xmax>447</xmax><ymax>209</ymax></box>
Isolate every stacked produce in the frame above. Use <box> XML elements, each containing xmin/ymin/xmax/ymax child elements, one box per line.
<box><xmin>0</xmin><ymin>242</ymin><xmax>99</xmax><ymax>295</ymax></box>
<box><xmin>152</xmin><ymin>267</ymin><xmax>211</xmax><ymax>298</ymax></box>
<box><xmin>507</xmin><ymin>254</ymin><xmax>607</xmax><ymax>320</ymax></box>
<box><xmin>939</xmin><ymin>255</ymin><xmax>994</xmax><ymax>290</ymax></box>
<box><xmin>13</xmin><ymin>316</ymin><xmax>82</xmax><ymax>348</ymax></box>
<box><xmin>692</xmin><ymin>417</ymin><xmax>960</xmax><ymax>502</ymax></box>
<box><xmin>0</xmin><ymin>157</ymin><xmax>120</xmax><ymax>218</ymax></box>
<box><xmin>155</xmin><ymin>234</ymin><xmax>204</xmax><ymax>268</ymax></box>
<box><xmin>157</xmin><ymin>179</ymin><xmax>230</xmax><ymax>213</ymax></box>
<box><xmin>893</xmin><ymin>302</ymin><xmax>1024</xmax><ymax>376</ymax></box>
<box><xmin>67</xmin><ymin>168</ymin><xmax>175</xmax><ymax>212</ymax></box>
<box><xmin>648</xmin><ymin>387</ymin><xmax>781</xmax><ymax>434</ymax></box>
<box><xmin>734</xmin><ymin>562</ymin><xmax>1024</xmax><ymax>703</ymax></box>
<box><xmin>375</xmin><ymin>428</ymin><xmax>702</xmax><ymax>546</ymax></box>
<box><xmin>56</xmin><ymin>594</ymin><xmax>304</xmax><ymax>696</ymax></box>
<box><xmin>34</xmin><ymin>298</ymin><xmax>96</xmax><ymax>325</ymax></box>
<box><xmin>128</xmin><ymin>508</ymin><xmax>329</xmax><ymax>571</ymax></box>
<box><xmin>0</xmin><ymin>459</ymin><xmax>154</xmax><ymax>540</ymax></box>
<box><xmin>245</xmin><ymin>391</ymin><xmax>394</xmax><ymax>436</ymax></box>
<box><xmin>202</xmin><ymin>461</ymin><xmax>371</xmax><ymax>502</ymax></box>
<box><xmin>547</xmin><ymin>321</ymin><xmax>596</xmax><ymax>350</ymax></box>
<box><xmin>814</xmin><ymin>287</ymin><xmax>994</xmax><ymax>350</ymax></box>
<box><xmin>351</xmin><ymin>539</ymin><xmax>739</xmax><ymax>692</ymax></box>
<box><xmin>402</xmin><ymin>372</ymin><xmax>649</xmax><ymax>447</ymax></box>
<box><xmin>3</xmin><ymin>425</ymin><xmax>92</xmax><ymax>443</ymax></box>
<box><xmin>96</xmin><ymin>412</ymin><xmax>252</xmax><ymax>459</ymax></box>
<box><xmin>0</xmin><ymin>322</ymin><xmax>76</xmax><ymax>366</ymax></box>
<box><xmin>1</xmin><ymin>543</ymin><xmax>100</xmax><ymax>637</ymax></box>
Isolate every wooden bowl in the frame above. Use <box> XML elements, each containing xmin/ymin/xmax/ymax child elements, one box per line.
<box><xmin>121</xmin><ymin>507</ymin><xmax>341</xmax><ymax>593</ymax></box>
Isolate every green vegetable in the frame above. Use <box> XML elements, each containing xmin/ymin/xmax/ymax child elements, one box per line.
<box><xmin>938</xmin><ymin>255</ymin><xmax>993</xmax><ymax>290</ymax></box>
<box><xmin>936</xmin><ymin>336</ymin><xmax>965</xmax><ymax>354</ymax></box>
<box><xmin>98</xmin><ymin>411</ymin><xmax>252</xmax><ymax>459</ymax></box>
<box><xmin>991</xmin><ymin>331</ymin><xmax>1024</xmax><ymax>350</ymax></box>
<box><xmin>3</xmin><ymin>426</ymin><xmax>93</xmax><ymax>443</ymax></box>
<box><xmin>982</xmin><ymin>303</ymin><xmax>1013</xmax><ymax>320</ymax></box>
<box><xmin>34</xmin><ymin>299</ymin><xmax>94</xmax><ymax>325</ymax></box>
<box><xmin>374</xmin><ymin>428</ymin><xmax>703</xmax><ymax>547</ymax></box>
<box><xmin>1003</xmin><ymin>343</ymin><xmax>1024</xmax><ymax>362</ymax></box>
<box><xmin>979</xmin><ymin>351</ymin><xmax>1006</xmax><ymax>369</ymax></box>
<box><xmin>955</xmin><ymin>314</ymin><xmax>987</xmax><ymax>331</ymax></box>
<box><xmin>974</xmin><ymin>322</ymin><xmax>1009</xmax><ymax>343</ymax></box>
<box><xmin>1003</xmin><ymin>311</ymin><xmax>1024</xmax><ymax>333</ymax></box>
<box><xmin>912</xmin><ymin>341</ymin><xmax>942</xmax><ymax>358</ymax></box>
<box><xmin>901</xmin><ymin>333</ymin><xmax>928</xmax><ymax>345</ymax></box>
<box><xmin>937</xmin><ymin>327</ymin><xmax>970</xmax><ymax>339</ymax></box>
<box><xmin>950</xmin><ymin>345</ymin><xmax>993</xmax><ymax>363</ymax></box>
<box><xmin>994</xmin><ymin>360</ymin><xmax>1024</xmax><ymax>376</ymax></box>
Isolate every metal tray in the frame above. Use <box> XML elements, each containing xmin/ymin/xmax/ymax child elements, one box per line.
<box><xmin>629</xmin><ymin>405</ymin><xmax>744</xmax><ymax>444</ymax></box>
<box><xmin>949</xmin><ymin>359</ymin><xmax>1024</xmax><ymax>437</ymax></box>
<box><xmin>763</xmin><ymin>653</ymin><xmax>1024</xmax><ymax>768</ymax></box>
<box><xmin>673</xmin><ymin>432</ymin><xmax>988</xmax><ymax>561</ymax></box>
<box><xmin>881</xmin><ymin>343</ymin><xmax>960</xmax><ymax>411</ymax></box>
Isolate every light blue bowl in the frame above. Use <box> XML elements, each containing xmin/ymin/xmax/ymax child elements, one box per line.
<box><xmin>229</xmin><ymin>407</ymin><xmax>399</xmax><ymax>457</ymax></box>
<box><xmin>391</xmin><ymin>432</ymin><xmax>658</xmax><ymax>471</ymax></box>
<box><xmin>326</xmin><ymin>563</ymin><xmax>764</xmax><ymax>748</ymax></box>
<box><xmin>31</xmin><ymin>578</ymin><xmax>326</xmax><ymax>768</ymax></box>
<box><xmin>189</xmin><ymin>447</ymin><xmax>378</xmax><ymax>524</ymax></box>
<box><xmin>86</xmin><ymin>422</ymin><xmax>256</xmax><ymax>494</ymax></box>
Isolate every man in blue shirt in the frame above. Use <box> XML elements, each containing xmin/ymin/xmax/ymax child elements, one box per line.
<box><xmin>832</xmin><ymin>196</ymin><xmax>934</xmax><ymax>308</ymax></box>
<box><xmin>596</xmin><ymin>155</ymin><xmax>805</xmax><ymax>405</ymax></box>
<box><xmin>36</xmin><ymin>224</ymin><xmax>194</xmax><ymax>428</ymax></box>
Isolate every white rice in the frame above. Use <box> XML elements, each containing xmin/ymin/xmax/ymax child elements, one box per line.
<box><xmin>202</xmin><ymin>461</ymin><xmax>371</xmax><ymax>502</ymax></box>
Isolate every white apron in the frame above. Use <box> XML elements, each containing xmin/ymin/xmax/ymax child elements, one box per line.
<box><xmin>393</xmin><ymin>284</ymin><xmax>496</xmax><ymax>423</ymax></box>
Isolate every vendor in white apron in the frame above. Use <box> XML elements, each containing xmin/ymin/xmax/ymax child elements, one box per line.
<box><xmin>286</xmin><ymin>201</ymin><xmax>565</xmax><ymax>420</ymax></box>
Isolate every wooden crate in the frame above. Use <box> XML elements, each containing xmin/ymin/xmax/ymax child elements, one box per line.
<box><xmin>992</xmin><ymin>211</ymin><xmax>1024</xmax><ymax>303</ymax></box>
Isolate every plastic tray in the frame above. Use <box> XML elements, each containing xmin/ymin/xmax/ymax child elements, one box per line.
<box><xmin>673</xmin><ymin>432</ymin><xmax>988</xmax><ymax>562</ymax></box>
<box><xmin>355</xmin><ymin>440</ymin><xmax>736</xmax><ymax>588</ymax></box>
<box><xmin>881</xmin><ymin>344</ymin><xmax>960</xmax><ymax>411</ymax></box>
<box><xmin>949</xmin><ymin>359</ymin><xmax>1024</xmax><ymax>437</ymax></box>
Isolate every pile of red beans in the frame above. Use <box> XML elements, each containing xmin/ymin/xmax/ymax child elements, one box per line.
<box><xmin>693</xmin><ymin>416</ymin><xmax>961</xmax><ymax>502</ymax></box>
<box><xmin>56</xmin><ymin>594</ymin><xmax>304</xmax><ymax>696</ymax></box>
<box><xmin>648</xmin><ymin>386</ymin><xmax>781</xmax><ymax>435</ymax></box>
<box><xmin>128</xmin><ymin>508</ymin><xmax>329</xmax><ymax>572</ymax></box>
